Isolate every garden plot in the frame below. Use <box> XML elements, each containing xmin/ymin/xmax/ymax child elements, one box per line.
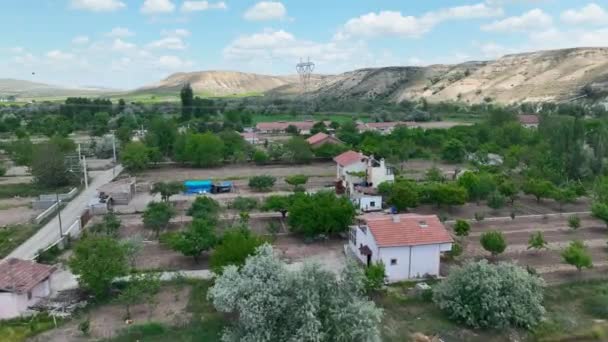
<box><xmin>453</xmin><ymin>214</ymin><xmax>608</xmax><ymax>284</ymax></box>
<box><xmin>0</xmin><ymin>197</ymin><xmax>40</xmax><ymax>226</ymax></box>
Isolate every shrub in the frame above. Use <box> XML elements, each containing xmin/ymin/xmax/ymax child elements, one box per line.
<box><xmin>474</xmin><ymin>212</ymin><xmax>485</xmax><ymax>221</ymax></box>
<box><xmin>583</xmin><ymin>294</ymin><xmax>608</xmax><ymax>319</ymax></box>
<box><xmin>487</xmin><ymin>191</ymin><xmax>506</xmax><ymax>210</ymax></box>
<box><xmin>253</xmin><ymin>150</ymin><xmax>269</xmax><ymax>165</ymax></box>
<box><xmin>527</xmin><ymin>231</ymin><xmax>548</xmax><ymax>251</ymax></box>
<box><xmin>562</xmin><ymin>240</ymin><xmax>592</xmax><ymax>271</ymax></box>
<box><xmin>433</xmin><ymin>260</ymin><xmax>545</xmax><ymax>329</ymax></box>
<box><xmin>249</xmin><ymin>175</ymin><xmax>276</xmax><ymax>192</ymax></box>
<box><xmin>453</xmin><ymin>220</ymin><xmax>470</xmax><ymax>237</ymax></box>
<box><xmin>187</xmin><ymin>196</ymin><xmax>220</xmax><ymax>221</ymax></box>
<box><xmin>364</xmin><ymin>262</ymin><xmax>385</xmax><ymax>293</ymax></box>
<box><xmin>480</xmin><ymin>230</ymin><xmax>507</xmax><ymax>256</ymax></box>
<box><xmin>446</xmin><ymin>242</ymin><xmax>463</xmax><ymax>260</ymax></box>
<box><xmin>568</xmin><ymin>215</ymin><xmax>581</xmax><ymax>231</ymax></box>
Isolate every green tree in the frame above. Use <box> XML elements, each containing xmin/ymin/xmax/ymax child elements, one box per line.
<box><xmin>229</xmin><ymin>197</ymin><xmax>258</xmax><ymax>211</ymax></box>
<box><xmin>151</xmin><ymin>181</ymin><xmax>185</xmax><ymax>202</ymax></box>
<box><xmin>568</xmin><ymin>215</ymin><xmax>581</xmax><ymax>231</ymax></box>
<box><xmin>285</xmin><ymin>124</ymin><xmax>299</xmax><ymax>134</ymax></box>
<box><xmin>121</xmin><ymin>142</ymin><xmax>150</xmax><ymax>173</ymax></box>
<box><xmin>262</xmin><ymin>195</ymin><xmax>292</xmax><ymax>218</ymax></box>
<box><xmin>551</xmin><ymin>185</ymin><xmax>578</xmax><ymax>211</ymax></box>
<box><xmin>69</xmin><ymin>236</ymin><xmax>128</xmax><ymax>298</ymax></box>
<box><xmin>480</xmin><ymin>230</ymin><xmax>507</xmax><ymax>257</ymax></box>
<box><xmin>8</xmin><ymin>138</ymin><xmax>34</xmax><ymax>166</ymax></box>
<box><xmin>143</xmin><ymin>201</ymin><xmax>175</xmax><ymax>238</ymax></box>
<box><xmin>458</xmin><ymin>172</ymin><xmax>496</xmax><ymax>204</ymax></box>
<box><xmin>187</xmin><ymin>196</ymin><xmax>221</xmax><ymax>222</ymax></box>
<box><xmin>453</xmin><ymin>220</ymin><xmax>471</xmax><ymax>237</ymax></box>
<box><xmin>424</xmin><ymin>183</ymin><xmax>468</xmax><ymax>208</ymax></box>
<box><xmin>442</xmin><ymin>139</ymin><xmax>466</xmax><ymax>163</ymax></box>
<box><xmin>31</xmin><ymin>142</ymin><xmax>75</xmax><ymax>189</ymax></box>
<box><xmin>101</xmin><ymin>213</ymin><xmax>121</xmax><ymax>236</ymax></box>
<box><xmin>249</xmin><ymin>175</ymin><xmax>276</xmax><ymax>192</ymax></box>
<box><xmin>498</xmin><ymin>180</ymin><xmax>518</xmax><ymax>205</ymax></box>
<box><xmin>562</xmin><ymin>240</ymin><xmax>593</xmax><ymax>271</ymax></box>
<box><xmin>288</xmin><ymin>191</ymin><xmax>355</xmax><ymax>237</ymax></box>
<box><xmin>425</xmin><ymin>166</ymin><xmax>445</xmax><ymax>182</ymax></box>
<box><xmin>208</xmin><ymin>245</ymin><xmax>383</xmax><ymax>341</ymax></box>
<box><xmin>284</xmin><ymin>174</ymin><xmax>309</xmax><ymax>191</ymax></box>
<box><xmin>283</xmin><ymin>137</ymin><xmax>313</xmax><ymax>164</ymax></box>
<box><xmin>182</xmin><ymin>133</ymin><xmax>224</xmax><ymax>167</ymax></box>
<box><xmin>117</xmin><ymin>273</ymin><xmax>161</xmax><ymax>319</ymax></box>
<box><xmin>487</xmin><ymin>191</ymin><xmax>506</xmax><ymax>210</ymax></box>
<box><xmin>146</xmin><ymin>118</ymin><xmax>177</xmax><ymax>157</ymax></box>
<box><xmin>433</xmin><ymin>260</ymin><xmax>545</xmax><ymax>329</ymax></box>
<box><xmin>165</xmin><ymin>219</ymin><xmax>217</xmax><ymax>263</ymax></box>
<box><xmin>210</xmin><ymin>228</ymin><xmax>264</xmax><ymax>274</ymax></box>
<box><xmin>253</xmin><ymin>149</ymin><xmax>269</xmax><ymax>165</ymax></box>
<box><xmin>218</xmin><ymin>130</ymin><xmax>249</xmax><ymax>162</ymax></box>
<box><xmin>527</xmin><ymin>231</ymin><xmax>548</xmax><ymax>251</ymax></box>
<box><xmin>386</xmin><ymin>181</ymin><xmax>419</xmax><ymax>211</ymax></box>
<box><xmin>523</xmin><ymin>178</ymin><xmax>555</xmax><ymax>203</ymax></box>
<box><xmin>180</xmin><ymin>83</ymin><xmax>194</xmax><ymax>121</ymax></box>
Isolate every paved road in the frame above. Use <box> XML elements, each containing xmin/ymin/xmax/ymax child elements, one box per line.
<box><xmin>7</xmin><ymin>165</ymin><xmax>123</xmax><ymax>260</ymax></box>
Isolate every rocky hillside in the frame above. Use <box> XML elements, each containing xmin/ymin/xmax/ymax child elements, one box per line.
<box><xmin>137</xmin><ymin>71</ymin><xmax>299</xmax><ymax>96</ymax></box>
<box><xmin>0</xmin><ymin>79</ymin><xmax>110</xmax><ymax>98</ymax></box>
<box><xmin>303</xmin><ymin>48</ymin><xmax>608</xmax><ymax>104</ymax></box>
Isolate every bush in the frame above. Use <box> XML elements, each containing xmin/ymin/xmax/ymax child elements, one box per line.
<box><xmin>480</xmin><ymin>230</ymin><xmax>507</xmax><ymax>256</ymax></box>
<box><xmin>252</xmin><ymin>150</ymin><xmax>269</xmax><ymax>165</ymax></box>
<box><xmin>433</xmin><ymin>260</ymin><xmax>545</xmax><ymax>329</ymax></box>
<box><xmin>188</xmin><ymin>196</ymin><xmax>220</xmax><ymax>221</ymax></box>
<box><xmin>487</xmin><ymin>191</ymin><xmax>506</xmax><ymax>210</ymax></box>
<box><xmin>568</xmin><ymin>215</ymin><xmax>581</xmax><ymax>231</ymax></box>
<box><xmin>249</xmin><ymin>175</ymin><xmax>276</xmax><ymax>192</ymax></box>
<box><xmin>474</xmin><ymin>212</ymin><xmax>485</xmax><ymax>221</ymax></box>
<box><xmin>446</xmin><ymin>242</ymin><xmax>463</xmax><ymax>260</ymax></box>
<box><xmin>229</xmin><ymin>197</ymin><xmax>258</xmax><ymax>211</ymax></box>
<box><xmin>453</xmin><ymin>220</ymin><xmax>470</xmax><ymax>237</ymax></box>
<box><xmin>364</xmin><ymin>262</ymin><xmax>385</xmax><ymax>293</ymax></box>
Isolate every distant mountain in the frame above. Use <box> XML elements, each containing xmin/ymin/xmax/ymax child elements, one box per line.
<box><xmin>136</xmin><ymin>70</ymin><xmax>301</xmax><ymax>96</ymax></box>
<box><xmin>0</xmin><ymin>78</ymin><xmax>113</xmax><ymax>99</ymax></box>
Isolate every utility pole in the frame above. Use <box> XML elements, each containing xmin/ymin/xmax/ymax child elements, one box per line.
<box><xmin>55</xmin><ymin>193</ymin><xmax>63</xmax><ymax>238</ymax></box>
<box><xmin>83</xmin><ymin>155</ymin><xmax>88</xmax><ymax>189</ymax></box>
<box><xmin>112</xmin><ymin>132</ymin><xmax>117</xmax><ymax>176</ymax></box>
<box><xmin>77</xmin><ymin>143</ymin><xmax>82</xmax><ymax>162</ymax></box>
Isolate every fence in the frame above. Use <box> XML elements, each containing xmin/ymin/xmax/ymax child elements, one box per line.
<box><xmin>33</xmin><ymin>202</ymin><xmax>60</xmax><ymax>224</ymax></box>
<box><xmin>32</xmin><ymin>188</ymin><xmax>78</xmax><ymax>210</ymax></box>
<box><xmin>30</xmin><ymin>210</ymin><xmax>86</xmax><ymax>261</ymax></box>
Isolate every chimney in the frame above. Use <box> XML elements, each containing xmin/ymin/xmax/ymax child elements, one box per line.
<box><xmin>392</xmin><ymin>215</ymin><xmax>400</xmax><ymax>223</ymax></box>
<box><xmin>419</xmin><ymin>220</ymin><xmax>428</xmax><ymax>228</ymax></box>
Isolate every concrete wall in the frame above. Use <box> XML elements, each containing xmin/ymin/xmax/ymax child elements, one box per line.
<box><xmin>348</xmin><ymin>224</ymin><xmax>379</xmax><ymax>265</ymax></box>
<box><xmin>368</xmin><ymin>160</ymin><xmax>394</xmax><ymax>188</ymax></box>
<box><xmin>357</xmin><ymin>196</ymin><xmax>382</xmax><ymax>212</ymax></box>
<box><xmin>0</xmin><ymin>279</ymin><xmax>51</xmax><ymax>319</ymax></box>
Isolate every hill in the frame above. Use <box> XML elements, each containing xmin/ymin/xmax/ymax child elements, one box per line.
<box><xmin>0</xmin><ymin>78</ymin><xmax>115</xmax><ymax>99</ymax></box>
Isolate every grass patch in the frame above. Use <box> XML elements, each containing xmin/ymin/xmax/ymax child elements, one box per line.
<box><xmin>108</xmin><ymin>279</ymin><xmax>224</xmax><ymax>342</ymax></box>
<box><xmin>0</xmin><ymin>224</ymin><xmax>40</xmax><ymax>258</ymax></box>
<box><xmin>0</xmin><ymin>183</ymin><xmax>72</xmax><ymax>199</ymax></box>
<box><xmin>0</xmin><ymin>313</ymin><xmax>62</xmax><ymax>342</ymax></box>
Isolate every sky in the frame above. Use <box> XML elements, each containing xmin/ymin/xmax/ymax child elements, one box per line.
<box><xmin>1</xmin><ymin>0</ymin><xmax>608</xmax><ymax>89</ymax></box>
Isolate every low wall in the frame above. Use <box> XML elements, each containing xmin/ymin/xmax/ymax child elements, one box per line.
<box><xmin>33</xmin><ymin>202</ymin><xmax>59</xmax><ymax>224</ymax></box>
<box><xmin>32</xmin><ymin>188</ymin><xmax>78</xmax><ymax>210</ymax></box>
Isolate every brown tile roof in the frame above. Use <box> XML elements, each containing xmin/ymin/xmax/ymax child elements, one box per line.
<box><xmin>361</xmin><ymin>214</ymin><xmax>453</xmax><ymax>247</ymax></box>
<box><xmin>306</xmin><ymin>132</ymin><xmax>330</xmax><ymax>145</ymax></box>
<box><xmin>0</xmin><ymin>259</ymin><xmax>56</xmax><ymax>294</ymax></box>
<box><xmin>519</xmin><ymin>114</ymin><xmax>539</xmax><ymax>125</ymax></box>
<box><xmin>334</xmin><ymin>150</ymin><xmax>366</xmax><ymax>167</ymax></box>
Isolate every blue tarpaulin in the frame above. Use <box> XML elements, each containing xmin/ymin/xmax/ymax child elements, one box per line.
<box><xmin>184</xmin><ymin>180</ymin><xmax>213</xmax><ymax>194</ymax></box>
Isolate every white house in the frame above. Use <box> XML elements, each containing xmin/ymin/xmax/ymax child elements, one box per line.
<box><xmin>0</xmin><ymin>259</ymin><xmax>56</xmax><ymax>319</ymax></box>
<box><xmin>352</xmin><ymin>194</ymin><xmax>383</xmax><ymax>212</ymax></box>
<box><xmin>348</xmin><ymin>214</ymin><xmax>453</xmax><ymax>282</ymax></box>
<box><xmin>334</xmin><ymin>150</ymin><xmax>394</xmax><ymax>195</ymax></box>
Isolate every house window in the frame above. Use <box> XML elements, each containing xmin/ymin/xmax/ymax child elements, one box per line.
<box><xmin>27</xmin><ymin>291</ymin><xmax>32</xmax><ymax>300</ymax></box>
<box><xmin>390</xmin><ymin>259</ymin><xmax>398</xmax><ymax>266</ymax></box>
<box><xmin>370</xmin><ymin>201</ymin><xmax>376</xmax><ymax>207</ymax></box>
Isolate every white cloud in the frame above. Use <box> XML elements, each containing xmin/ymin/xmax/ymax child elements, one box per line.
<box><xmin>72</xmin><ymin>35</ymin><xmax>90</xmax><ymax>44</ymax></box>
<box><xmin>46</xmin><ymin>50</ymin><xmax>75</xmax><ymax>61</ymax></box>
<box><xmin>70</xmin><ymin>0</ymin><xmax>125</xmax><ymax>12</ymax></box>
<box><xmin>14</xmin><ymin>53</ymin><xmax>37</xmax><ymax>65</ymax></box>
<box><xmin>561</xmin><ymin>3</ymin><xmax>608</xmax><ymax>26</ymax></box>
<box><xmin>475</xmin><ymin>41</ymin><xmax>515</xmax><ymax>58</ymax></box>
<box><xmin>161</xmin><ymin>29</ymin><xmax>191</xmax><ymax>37</ymax></box>
<box><xmin>244</xmin><ymin>1</ymin><xmax>287</xmax><ymax>21</ymax></box>
<box><xmin>106</xmin><ymin>27</ymin><xmax>135</xmax><ymax>38</ymax></box>
<box><xmin>141</xmin><ymin>0</ymin><xmax>175</xmax><ymax>14</ymax></box>
<box><xmin>9</xmin><ymin>47</ymin><xmax>25</xmax><ymax>53</ymax></box>
<box><xmin>155</xmin><ymin>55</ymin><xmax>194</xmax><ymax>69</ymax></box>
<box><xmin>148</xmin><ymin>37</ymin><xmax>187</xmax><ymax>50</ymax></box>
<box><xmin>481</xmin><ymin>9</ymin><xmax>552</xmax><ymax>32</ymax></box>
<box><xmin>111</xmin><ymin>39</ymin><xmax>137</xmax><ymax>52</ymax></box>
<box><xmin>181</xmin><ymin>1</ymin><xmax>227</xmax><ymax>12</ymax></box>
<box><xmin>337</xmin><ymin>3</ymin><xmax>503</xmax><ymax>39</ymax></box>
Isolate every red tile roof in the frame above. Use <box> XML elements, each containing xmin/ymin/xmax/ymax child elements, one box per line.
<box><xmin>306</xmin><ymin>132</ymin><xmax>333</xmax><ymax>145</ymax></box>
<box><xmin>334</xmin><ymin>150</ymin><xmax>366</xmax><ymax>167</ymax></box>
<box><xmin>519</xmin><ymin>114</ymin><xmax>539</xmax><ymax>125</ymax></box>
<box><xmin>361</xmin><ymin>214</ymin><xmax>453</xmax><ymax>247</ymax></box>
<box><xmin>0</xmin><ymin>259</ymin><xmax>56</xmax><ymax>294</ymax></box>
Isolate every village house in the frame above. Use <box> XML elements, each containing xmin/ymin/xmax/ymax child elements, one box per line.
<box><xmin>255</xmin><ymin>121</ymin><xmax>317</xmax><ymax>134</ymax></box>
<box><xmin>348</xmin><ymin>214</ymin><xmax>453</xmax><ymax>282</ymax></box>
<box><xmin>518</xmin><ymin>114</ymin><xmax>540</xmax><ymax>129</ymax></box>
<box><xmin>0</xmin><ymin>258</ymin><xmax>56</xmax><ymax>319</ymax></box>
<box><xmin>357</xmin><ymin>121</ymin><xmax>415</xmax><ymax>135</ymax></box>
<box><xmin>306</xmin><ymin>132</ymin><xmax>342</xmax><ymax>148</ymax></box>
<box><xmin>334</xmin><ymin>150</ymin><xmax>394</xmax><ymax>194</ymax></box>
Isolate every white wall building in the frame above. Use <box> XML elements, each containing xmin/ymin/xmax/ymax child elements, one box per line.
<box><xmin>0</xmin><ymin>259</ymin><xmax>56</xmax><ymax>319</ymax></box>
<box><xmin>334</xmin><ymin>150</ymin><xmax>394</xmax><ymax>195</ymax></box>
<box><xmin>352</xmin><ymin>195</ymin><xmax>383</xmax><ymax>212</ymax></box>
<box><xmin>348</xmin><ymin>214</ymin><xmax>453</xmax><ymax>282</ymax></box>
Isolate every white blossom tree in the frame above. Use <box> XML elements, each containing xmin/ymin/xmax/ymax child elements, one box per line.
<box><xmin>208</xmin><ymin>244</ymin><xmax>382</xmax><ymax>342</ymax></box>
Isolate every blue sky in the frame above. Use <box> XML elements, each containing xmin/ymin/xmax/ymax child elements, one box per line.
<box><xmin>1</xmin><ymin>0</ymin><xmax>608</xmax><ymax>89</ymax></box>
